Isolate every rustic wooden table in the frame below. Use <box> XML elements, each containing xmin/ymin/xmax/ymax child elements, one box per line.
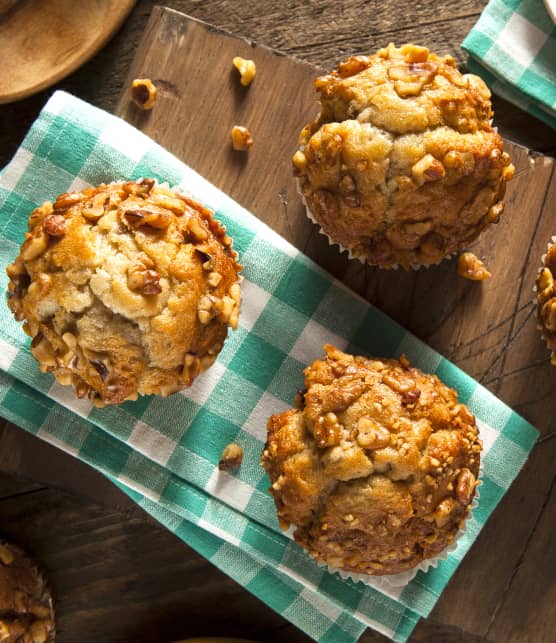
<box><xmin>1</xmin><ymin>2</ymin><xmax>555</xmax><ymax>642</ymax></box>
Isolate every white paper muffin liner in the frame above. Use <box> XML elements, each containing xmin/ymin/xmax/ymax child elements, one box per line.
<box><xmin>296</xmin><ymin>178</ymin><xmax>454</xmax><ymax>271</ymax></box>
<box><xmin>316</xmin><ymin>466</ymin><xmax>483</xmax><ymax>590</ymax></box>
<box><xmin>533</xmin><ymin>235</ymin><xmax>556</xmax><ymax>364</ymax></box>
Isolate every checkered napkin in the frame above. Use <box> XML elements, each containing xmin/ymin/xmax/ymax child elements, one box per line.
<box><xmin>462</xmin><ymin>0</ymin><xmax>556</xmax><ymax>130</ymax></box>
<box><xmin>0</xmin><ymin>92</ymin><xmax>539</xmax><ymax>643</ymax></box>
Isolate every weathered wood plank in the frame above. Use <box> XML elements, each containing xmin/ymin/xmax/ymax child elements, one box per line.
<box><xmin>428</xmin><ymin>436</ymin><xmax>556</xmax><ymax>636</ymax></box>
<box><xmin>486</xmin><ymin>462</ymin><xmax>556</xmax><ymax>642</ymax></box>
<box><xmin>0</xmin><ymin>468</ymin><xmax>44</xmax><ymax>500</ymax></box>
<box><xmin>112</xmin><ymin>9</ymin><xmax>556</xmax><ymax>640</ymax></box>
<box><xmin>116</xmin><ymin>8</ymin><xmax>556</xmax><ymax>435</ymax></box>
<box><xmin>0</xmin><ymin>0</ymin><xmax>554</xmax><ymax>173</ymax></box>
<box><xmin>0</xmin><ymin>420</ymin><xmax>135</xmax><ymax>512</ymax></box>
<box><xmin>0</xmin><ymin>482</ymin><xmax>317</xmax><ymax>643</ymax></box>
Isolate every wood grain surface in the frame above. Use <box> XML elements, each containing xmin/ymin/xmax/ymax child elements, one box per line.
<box><xmin>1</xmin><ymin>2</ymin><xmax>555</xmax><ymax>642</ymax></box>
<box><xmin>116</xmin><ymin>9</ymin><xmax>556</xmax><ymax>426</ymax></box>
<box><xmin>1</xmin><ymin>0</ymin><xmax>555</xmax><ymax>169</ymax></box>
<box><xmin>0</xmin><ymin>0</ymin><xmax>136</xmax><ymax>104</ymax></box>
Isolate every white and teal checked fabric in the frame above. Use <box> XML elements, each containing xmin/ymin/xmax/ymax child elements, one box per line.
<box><xmin>462</xmin><ymin>0</ymin><xmax>556</xmax><ymax>130</ymax></box>
<box><xmin>0</xmin><ymin>92</ymin><xmax>539</xmax><ymax>643</ymax></box>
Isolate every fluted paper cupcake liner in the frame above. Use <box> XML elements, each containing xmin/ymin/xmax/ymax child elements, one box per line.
<box><xmin>322</xmin><ymin>480</ymin><xmax>481</xmax><ymax>590</ymax></box>
<box><xmin>296</xmin><ymin>178</ymin><xmax>454</xmax><ymax>271</ymax></box>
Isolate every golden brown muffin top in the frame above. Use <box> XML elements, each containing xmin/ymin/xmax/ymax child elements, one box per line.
<box><xmin>536</xmin><ymin>240</ymin><xmax>556</xmax><ymax>364</ymax></box>
<box><xmin>294</xmin><ymin>43</ymin><xmax>514</xmax><ymax>268</ymax></box>
<box><xmin>313</xmin><ymin>44</ymin><xmax>492</xmax><ymax>135</ymax></box>
<box><xmin>6</xmin><ymin>180</ymin><xmax>241</xmax><ymax>406</ymax></box>
<box><xmin>0</xmin><ymin>541</ymin><xmax>55</xmax><ymax>643</ymax></box>
<box><xmin>262</xmin><ymin>345</ymin><xmax>481</xmax><ymax>575</ymax></box>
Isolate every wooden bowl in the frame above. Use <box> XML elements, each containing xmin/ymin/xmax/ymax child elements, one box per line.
<box><xmin>0</xmin><ymin>0</ymin><xmax>135</xmax><ymax>104</ymax></box>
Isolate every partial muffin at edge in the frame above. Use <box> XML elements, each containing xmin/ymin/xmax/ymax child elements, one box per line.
<box><xmin>293</xmin><ymin>43</ymin><xmax>514</xmax><ymax>268</ymax></box>
<box><xmin>536</xmin><ymin>238</ymin><xmax>556</xmax><ymax>364</ymax></box>
<box><xmin>0</xmin><ymin>541</ymin><xmax>55</xmax><ymax>642</ymax></box>
<box><xmin>6</xmin><ymin>179</ymin><xmax>241</xmax><ymax>406</ymax></box>
<box><xmin>261</xmin><ymin>345</ymin><xmax>481</xmax><ymax>576</ymax></box>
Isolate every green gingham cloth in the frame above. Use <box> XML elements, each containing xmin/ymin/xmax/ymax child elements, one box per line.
<box><xmin>462</xmin><ymin>0</ymin><xmax>556</xmax><ymax>130</ymax></box>
<box><xmin>0</xmin><ymin>92</ymin><xmax>539</xmax><ymax>642</ymax></box>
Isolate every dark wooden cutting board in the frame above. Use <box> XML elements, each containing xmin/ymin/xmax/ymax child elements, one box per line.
<box><xmin>115</xmin><ymin>8</ymin><xmax>556</xmax><ymax>432</ymax></box>
<box><xmin>2</xmin><ymin>6</ymin><xmax>555</xmax><ymax>641</ymax></box>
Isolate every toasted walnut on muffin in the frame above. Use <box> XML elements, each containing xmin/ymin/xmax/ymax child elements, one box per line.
<box><xmin>293</xmin><ymin>43</ymin><xmax>514</xmax><ymax>268</ymax></box>
<box><xmin>262</xmin><ymin>345</ymin><xmax>481</xmax><ymax>576</ymax></box>
<box><xmin>6</xmin><ymin>179</ymin><xmax>241</xmax><ymax>407</ymax></box>
<box><xmin>536</xmin><ymin>239</ymin><xmax>556</xmax><ymax>364</ymax></box>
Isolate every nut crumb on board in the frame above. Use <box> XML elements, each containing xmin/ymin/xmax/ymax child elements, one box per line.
<box><xmin>457</xmin><ymin>252</ymin><xmax>491</xmax><ymax>281</ymax></box>
<box><xmin>233</xmin><ymin>56</ymin><xmax>256</xmax><ymax>86</ymax></box>
<box><xmin>231</xmin><ymin>125</ymin><xmax>253</xmax><ymax>151</ymax></box>
<box><xmin>131</xmin><ymin>78</ymin><xmax>158</xmax><ymax>110</ymax></box>
<box><xmin>219</xmin><ymin>443</ymin><xmax>243</xmax><ymax>470</ymax></box>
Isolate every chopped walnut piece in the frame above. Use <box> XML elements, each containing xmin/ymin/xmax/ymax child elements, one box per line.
<box><xmin>356</xmin><ymin>417</ymin><xmax>390</xmax><ymax>449</ymax></box>
<box><xmin>123</xmin><ymin>206</ymin><xmax>171</xmax><ymax>230</ymax></box>
<box><xmin>292</xmin><ymin>150</ymin><xmax>307</xmax><ymax>174</ymax></box>
<box><xmin>207</xmin><ymin>271</ymin><xmax>222</xmax><ymax>288</ymax></box>
<box><xmin>337</xmin><ymin>55</ymin><xmax>371</xmax><ymax>78</ymax></box>
<box><xmin>21</xmin><ymin>232</ymin><xmax>49</xmax><ymax>262</ymax></box>
<box><xmin>231</xmin><ymin>125</ymin><xmax>253</xmax><ymax>151</ymax></box>
<box><xmin>219</xmin><ymin>442</ymin><xmax>244</xmax><ymax>470</ymax></box>
<box><xmin>182</xmin><ymin>353</ymin><xmax>201</xmax><ymax>384</ymax></box>
<box><xmin>399</xmin><ymin>354</ymin><xmax>411</xmax><ymax>370</ymax></box>
<box><xmin>233</xmin><ymin>56</ymin><xmax>256</xmax><ymax>86</ymax></box>
<box><xmin>455</xmin><ymin>468</ymin><xmax>476</xmax><ymax>505</ymax></box>
<box><xmin>457</xmin><ymin>252</ymin><xmax>491</xmax><ymax>281</ymax></box>
<box><xmin>127</xmin><ymin>265</ymin><xmax>162</xmax><ymax>296</ymax></box>
<box><xmin>131</xmin><ymin>78</ymin><xmax>158</xmax><ymax>110</ymax></box>
<box><xmin>54</xmin><ymin>192</ymin><xmax>82</xmax><ymax>210</ymax></box>
<box><xmin>0</xmin><ymin>543</ymin><xmax>14</xmax><ymax>565</ymax></box>
<box><xmin>43</xmin><ymin>214</ymin><xmax>66</xmax><ymax>237</ymax></box>
<box><xmin>411</xmin><ymin>154</ymin><xmax>445</xmax><ymax>184</ymax></box>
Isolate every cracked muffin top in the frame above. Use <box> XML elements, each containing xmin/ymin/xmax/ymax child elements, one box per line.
<box><xmin>293</xmin><ymin>43</ymin><xmax>514</xmax><ymax>269</ymax></box>
<box><xmin>0</xmin><ymin>541</ymin><xmax>55</xmax><ymax>643</ymax></box>
<box><xmin>6</xmin><ymin>179</ymin><xmax>241</xmax><ymax>407</ymax></box>
<box><xmin>536</xmin><ymin>238</ymin><xmax>556</xmax><ymax>365</ymax></box>
<box><xmin>261</xmin><ymin>345</ymin><xmax>481</xmax><ymax>576</ymax></box>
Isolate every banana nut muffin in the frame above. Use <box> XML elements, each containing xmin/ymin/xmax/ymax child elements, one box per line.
<box><xmin>261</xmin><ymin>345</ymin><xmax>481</xmax><ymax>576</ymax></box>
<box><xmin>535</xmin><ymin>238</ymin><xmax>556</xmax><ymax>365</ymax></box>
<box><xmin>293</xmin><ymin>43</ymin><xmax>515</xmax><ymax>269</ymax></box>
<box><xmin>6</xmin><ymin>179</ymin><xmax>241</xmax><ymax>406</ymax></box>
<box><xmin>0</xmin><ymin>541</ymin><xmax>55</xmax><ymax>642</ymax></box>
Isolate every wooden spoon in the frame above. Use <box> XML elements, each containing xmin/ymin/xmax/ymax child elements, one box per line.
<box><xmin>0</xmin><ymin>0</ymin><xmax>136</xmax><ymax>104</ymax></box>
